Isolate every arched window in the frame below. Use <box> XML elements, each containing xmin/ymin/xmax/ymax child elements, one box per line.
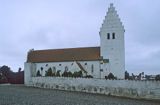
<box><xmin>53</xmin><ymin>66</ymin><xmax>56</xmax><ymax>70</ymax></box>
<box><xmin>107</xmin><ymin>33</ymin><xmax>110</xmax><ymax>39</ymax></box>
<box><xmin>53</xmin><ymin>66</ymin><xmax>56</xmax><ymax>72</ymax></box>
<box><xmin>65</xmin><ymin>66</ymin><xmax>68</xmax><ymax>71</ymax></box>
<box><xmin>112</xmin><ymin>33</ymin><xmax>115</xmax><ymax>39</ymax></box>
<box><xmin>91</xmin><ymin>64</ymin><xmax>94</xmax><ymax>74</ymax></box>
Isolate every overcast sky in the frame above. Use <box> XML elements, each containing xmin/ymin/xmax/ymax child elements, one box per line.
<box><xmin>0</xmin><ymin>0</ymin><xmax>160</xmax><ymax>75</ymax></box>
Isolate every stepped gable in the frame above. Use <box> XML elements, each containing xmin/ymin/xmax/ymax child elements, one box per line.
<box><xmin>100</xmin><ymin>3</ymin><xmax>124</xmax><ymax>35</ymax></box>
<box><xmin>27</xmin><ymin>47</ymin><xmax>101</xmax><ymax>63</ymax></box>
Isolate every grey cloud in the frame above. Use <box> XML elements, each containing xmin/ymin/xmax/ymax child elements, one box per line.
<box><xmin>0</xmin><ymin>0</ymin><xmax>160</xmax><ymax>74</ymax></box>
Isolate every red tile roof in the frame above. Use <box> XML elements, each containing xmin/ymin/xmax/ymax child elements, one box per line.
<box><xmin>27</xmin><ymin>47</ymin><xmax>100</xmax><ymax>63</ymax></box>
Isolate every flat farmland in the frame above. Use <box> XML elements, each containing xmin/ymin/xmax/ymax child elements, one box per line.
<box><xmin>0</xmin><ymin>84</ymin><xmax>159</xmax><ymax>105</ymax></box>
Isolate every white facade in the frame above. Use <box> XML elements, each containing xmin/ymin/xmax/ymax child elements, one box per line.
<box><xmin>24</xmin><ymin>61</ymin><xmax>110</xmax><ymax>86</ymax></box>
<box><xmin>29</xmin><ymin>61</ymin><xmax>109</xmax><ymax>79</ymax></box>
<box><xmin>24</xmin><ymin>62</ymin><xmax>34</xmax><ymax>85</ymax></box>
<box><xmin>24</xmin><ymin>3</ymin><xmax>125</xmax><ymax>85</ymax></box>
<box><xmin>100</xmin><ymin>3</ymin><xmax>125</xmax><ymax>79</ymax></box>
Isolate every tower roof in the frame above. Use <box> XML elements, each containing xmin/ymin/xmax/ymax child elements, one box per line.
<box><xmin>100</xmin><ymin>3</ymin><xmax>124</xmax><ymax>34</ymax></box>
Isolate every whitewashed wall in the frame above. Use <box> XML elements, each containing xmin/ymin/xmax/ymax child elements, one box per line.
<box><xmin>24</xmin><ymin>63</ymin><xmax>35</xmax><ymax>85</ymax></box>
<box><xmin>33</xmin><ymin>61</ymin><xmax>109</xmax><ymax>78</ymax></box>
<box><xmin>99</xmin><ymin>4</ymin><xmax>125</xmax><ymax>79</ymax></box>
<box><xmin>29</xmin><ymin>77</ymin><xmax>160</xmax><ymax>100</ymax></box>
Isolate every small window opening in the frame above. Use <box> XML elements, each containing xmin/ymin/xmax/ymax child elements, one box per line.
<box><xmin>91</xmin><ymin>64</ymin><xmax>94</xmax><ymax>74</ymax></box>
<box><xmin>107</xmin><ymin>33</ymin><xmax>110</xmax><ymax>39</ymax></box>
<box><xmin>112</xmin><ymin>33</ymin><xmax>115</xmax><ymax>39</ymax></box>
<box><xmin>41</xmin><ymin>67</ymin><xmax>43</xmax><ymax>70</ymax></box>
<box><xmin>53</xmin><ymin>67</ymin><xmax>56</xmax><ymax>72</ymax></box>
<box><xmin>65</xmin><ymin>66</ymin><xmax>68</xmax><ymax>71</ymax></box>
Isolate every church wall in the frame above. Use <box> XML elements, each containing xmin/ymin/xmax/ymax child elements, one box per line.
<box><xmin>24</xmin><ymin>62</ymin><xmax>36</xmax><ymax>85</ymax></box>
<box><xmin>34</xmin><ymin>61</ymin><xmax>103</xmax><ymax>78</ymax></box>
<box><xmin>29</xmin><ymin>77</ymin><xmax>160</xmax><ymax>100</ymax></box>
<box><xmin>100</xmin><ymin>30</ymin><xmax>125</xmax><ymax>79</ymax></box>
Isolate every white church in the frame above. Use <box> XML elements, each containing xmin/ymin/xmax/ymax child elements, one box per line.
<box><xmin>25</xmin><ymin>3</ymin><xmax>125</xmax><ymax>84</ymax></box>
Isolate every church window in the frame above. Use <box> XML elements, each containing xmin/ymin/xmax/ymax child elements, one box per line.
<box><xmin>107</xmin><ymin>33</ymin><xmax>110</xmax><ymax>39</ymax></box>
<box><xmin>53</xmin><ymin>67</ymin><xmax>56</xmax><ymax>72</ymax></box>
<box><xmin>65</xmin><ymin>66</ymin><xmax>68</xmax><ymax>71</ymax></box>
<box><xmin>91</xmin><ymin>64</ymin><xmax>94</xmax><ymax>74</ymax></box>
<box><xmin>41</xmin><ymin>67</ymin><xmax>43</xmax><ymax>70</ymax></box>
<box><xmin>59</xmin><ymin>64</ymin><xmax>61</xmax><ymax>66</ymax></box>
<box><xmin>112</xmin><ymin>33</ymin><xmax>115</xmax><ymax>39</ymax></box>
<box><xmin>46</xmin><ymin>64</ymin><xmax>48</xmax><ymax>66</ymax></box>
<box><xmin>85</xmin><ymin>63</ymin><xmax>87</xmax><ymax>65</ymax></box>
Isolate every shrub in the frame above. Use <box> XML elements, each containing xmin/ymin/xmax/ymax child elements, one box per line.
<box><xmin>105</xmin><ymin>76</ymin><xmax>108</xmax><ymax>80</ymax></box>
<box><xmin>106</xmin><ymin>73</ymin><xmax>117</xmax><ymax>80</ymax></box>
<box><xmin>84</xmin><ymin>75</ymin><xmax>93</xmax><ymax>78</ymax></box>
<box><xmin>62</xmin><ymin>70</ymin><xmax>68</xmax><ymax>77</ymax></box>
<box><xmin>155</xmin><ymin>75</ymin><xmax>160</xmax><ymax>81</ymax></box>
<box><xmin>73</xmin><ymin>71</ymin><xmax>82</xmax><ymax>78</ymax></box>
<box><xmin>45</xmin><ymin>68</ymin><xmax>55</xmax><ymax>76</ymax></box>
<box><xmin>56</xmin><ymin>70</ymin><xmax>61</xmax><ymax>77</ymax></box>
<box><xmin>0</xmin><ymin>73</ymin><xmax>8</xmax><ymax>83</ymax></box>
<box><xmin>125</xmin><ymin>71</ymin><xmax>130</xmax><ymax>80</ymax></box>
<box><xmin>67</xmin><ymin>71</ymin><xmax>73</xmax><ymax>77</ymax></box>
<box><xmin>62</xmin><ymin>71</ymin><xmax>73</xmax><ymax>77</ymax></box>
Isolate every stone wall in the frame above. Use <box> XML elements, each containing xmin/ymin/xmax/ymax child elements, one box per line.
<box><xmin>28</xmin><ymin>77</ymin><xmax>160</xmax><ymax>100</ymax></box>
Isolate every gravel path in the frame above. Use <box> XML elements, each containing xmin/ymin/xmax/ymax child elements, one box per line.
<box><xmin>0</xmin><ymin>84</ymin><xmax>159</xmax><ymax>105</ymax></box>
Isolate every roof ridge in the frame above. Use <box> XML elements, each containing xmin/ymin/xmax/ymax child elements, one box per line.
<box><xmin>32</xmin><ymin>46</ymin><xmax>100</xmax><ymax>52</ymax></box>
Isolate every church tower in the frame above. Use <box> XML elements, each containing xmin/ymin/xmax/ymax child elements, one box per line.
<box><xmin>99</xmin><ymin>3</ymin><xmax>125</xmax><ymax>79</ymax></box>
